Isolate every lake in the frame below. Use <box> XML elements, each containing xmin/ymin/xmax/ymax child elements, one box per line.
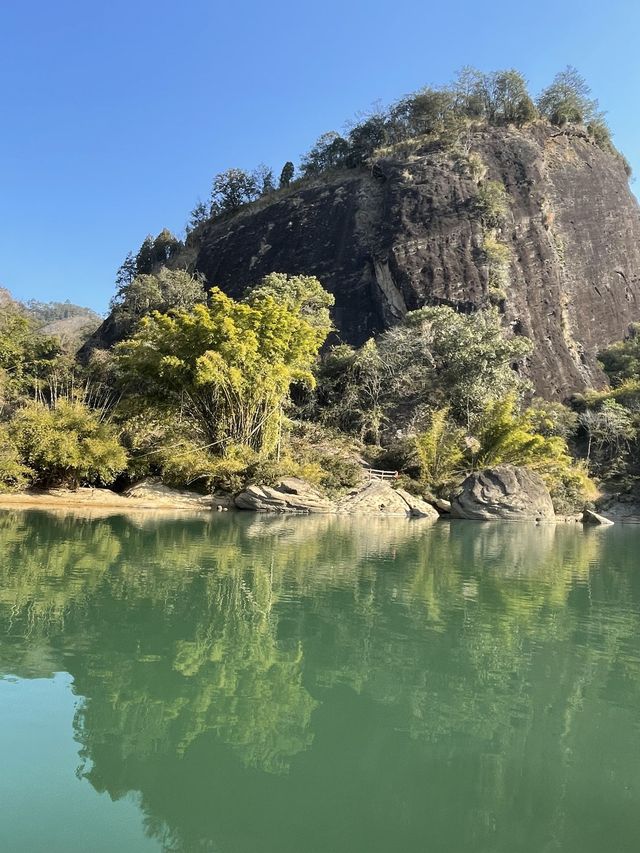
<box><xmin>0</xmin><ymin>509</ymin><xmax>639</xmax><ymax>852</ymax></box>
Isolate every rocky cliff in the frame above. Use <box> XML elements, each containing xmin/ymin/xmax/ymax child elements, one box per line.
<box><xmin>87</xmin><ymin>122</ymin><xmax>640</xmax><ymax>398</ymax></box>
<box><xmin>194</xmin><ymin>124</ymin><xmax>640</xmax><ymax>397</ymax></box>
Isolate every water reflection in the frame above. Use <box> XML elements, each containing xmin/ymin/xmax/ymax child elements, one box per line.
<box><xmin>0</xmin><ymin>511</ymin><xmax>639</xmax><ymax>853</ymax></box>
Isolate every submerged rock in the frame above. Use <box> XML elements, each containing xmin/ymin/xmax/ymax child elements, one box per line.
<box><xmin>582</xmin><ymin>509</ymin><xmax>615</xmax><ymax>526</ymax></box>
<box><xmin>450</xmin><ymin>465</ymin><xmax>555</xmax><ymax>521</ymax></box>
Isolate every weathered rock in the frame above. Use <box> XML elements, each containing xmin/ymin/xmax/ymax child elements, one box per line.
<box><xmin>337</xmin><ymin>481</ymin><xmax>439</xmax><ymax>518</ymax></box>
<box><xmin>433</xmin><ymin>498</ymin><xmax>452</xmax><ymax>514</ymax></box>
<box><xmin>450</xmin><ymin>465</ymin><xmax>555</xmax><ymax>521</ymax></box>
<box><xmin>234</xmin><ymin>478</ymin><xmax>334</xmax><ymax>513</ymax></box>
<box><xmin>582</xmin><ymin>508</ymin><xmax>615</xmax><ymax>525</ymax></box>
<box><xmin>124</xmin><ymin>478</ymin><xmax>226</xmax><ymax>509</ymax></box>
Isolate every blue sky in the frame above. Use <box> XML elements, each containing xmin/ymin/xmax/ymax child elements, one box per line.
<box><xmin>1</xmin><ymin>0</ymin><xmax>638</xmax><ymax>313</ymax></box>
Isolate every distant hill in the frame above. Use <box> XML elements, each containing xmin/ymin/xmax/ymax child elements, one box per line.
<box><xmin>0</xmin><ymin>288</ymin><xmax>102</xmax><ymax>351</ymax></box>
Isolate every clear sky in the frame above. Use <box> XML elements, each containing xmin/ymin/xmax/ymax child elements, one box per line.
<box><xmin>1</xmin><ymin>0</ymin><xmax>639</xmax><ymax>314</ymax></box>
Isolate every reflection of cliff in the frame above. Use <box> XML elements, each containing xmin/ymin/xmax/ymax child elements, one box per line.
<box><xmin>1</xmin><ymin>512</ymin><xmax>639</xmax><ymax>852</ymax></box>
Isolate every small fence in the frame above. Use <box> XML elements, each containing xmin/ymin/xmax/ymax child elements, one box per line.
<box><xmin>367</xmin><ymin>468</ymin><xmax>399</xmax><ymax>481</ymax></box>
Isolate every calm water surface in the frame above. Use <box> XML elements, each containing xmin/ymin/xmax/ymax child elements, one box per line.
<box><xmin>0</xmin><ymin>510</ymin><xmax>639</xmax><ymax>852</ymax></box>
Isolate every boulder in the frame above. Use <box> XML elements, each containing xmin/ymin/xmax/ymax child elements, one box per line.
<box><xmin>434</xmin><ymin>498</ymin><xmax>452</xmax><ymax>514</ymax></box>
<box><xmin>450</xmin><ymin>465</ymin><xmax>555</xmax><ymax>521</ymax></box>
<box><xmin>337</xmin><ymin>481</ymin><xmax>439</xmax><ymax>519</ymax></box>
<box><xmin>582</xmin><ymin>509</ymin><xmax>614</xmax><ymax>526</ymax></box>
<box><xmin>234</xmin><ymin>478</ymin><xmax>334</xmax><ymax>513</ymax></box>
<box><xmin>124</xmin><ymin>478</ymin><xmax>225</xmax><ymax>510</ymax></box>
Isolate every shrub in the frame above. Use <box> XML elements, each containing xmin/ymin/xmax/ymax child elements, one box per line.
<box><xmin>10</xmin><ymin>400</ymin><xmax>127</xmax><ymax>487</ymax></box>
<box><xmin>475</xmin><ymin>180</ymin><xmax>509</xmax><ymax>228</ymax></box>
<box><xmin>0</xmin><ymin>426</ymin><xmax>31</xmax><ymax>491</ymax></box>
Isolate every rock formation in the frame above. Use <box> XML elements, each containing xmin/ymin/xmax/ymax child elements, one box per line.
<box><xmin>450</xmin><ymin>465</ymin><xmax>555</xmax><ymax>521</ymax></box>
<box><xmin>190</xmin><ymin>124</ymin><xmax>640</xmax><ymax>398</ymax></box>
<box><xmin>234</xmin><ymin>477</ymin><xmax>334</xmax><ymax>513</ymax></box>
<box><xmin>234</xmin><ymin>477</ymin><xmax>439</xmax><ymax>518</ymax></box>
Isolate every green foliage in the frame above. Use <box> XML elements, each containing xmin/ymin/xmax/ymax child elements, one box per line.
<box><xmin>245</xmin><ymin>272</ymin><xmax>334</xmax><ymax>337</ymax></box>
<box><xmin>111</xmin><ymin>267</ymin><xmax>206</xmax><ymax>324</ymax></box>
<box><xmin>453</xmin><ymin>68</ymin><xmax>536</xmax><ymax>126</ymax></box>
<box><xmin>279</xmin><ymin>161</ymin><xmax>295</xmax><ymax>188</ymax></box>
<box><xmin>210</xmin><ymin>168</ymin><xmax>259</xmax><ymax>214</ymax></box>
<box><xmin>483</xmin><ymin>231</ymin><xmax>511</xmax><ymax>298</ymax></box>
<box><xmin>378</xmin><ymin>305</ymin><xmax>532</xmax><ymax>425</ymax></box>
<box><xmin>315</xmin><ymin>340</ymin><xmax>385</xmax><ymax>443</ymax></box>
<box><xmin>10</xmin><ymin>400</ymin><xmax>127</xmax><ymax>487</ymax></box>
<box><xmin>134</xmin><ymin>229</ymin><xmax>183</xmax><ymax>275</ymax></box>
<box><xmin>528</xmin><ymin>398</ymin><xmax>579</xmax><ymax>441</ymax></box>
<box><xmin>598</xmin><ymin>324</ymin><xmax>640</xmax><ymax>386</ymax></box>
<box><xmin>470</xmin><ymin>396</ymin><xmax>571</xmax><ymax>471</ymax></box>
<box><xmin>0</xmin><ymin>426</ymin><xmax>31</xmax><ymax>491</ymax></box>
<box><xmin>475</xmin><ymin>180</ymin><xmax>509</xmax><ymax>228</ymax></box>
<box><xmin>579</xmin><ymin>399</ymin><xmax>637</xmax><ymax>473</ymax></box>
<box><xmin>0</xmin><ymin>304</ymin><xmax>63</xmax><ymax>407</ymax></box>
<box><xmin>116</xmin><ymin>281</ymin><xmax>333</xmax><ymax>456</ymax></box>
<box><xmin>414</xmin><ymin>408</ymin><xmax>465</xmax><ymax>490</ymax></box>
<box><xmin>301</xmin><ymin>132</ymin><xmax>350</xmax><ymax>177</ymax></box>
<box><xmin>469</xmin><ymin>397</ymin><xmax>591</xmax><ymax>510</ymax></box>
<box><xmin>254</xmin><ymin>163</ymin><xmax>275</xmax><ymax>195</ymax></box>
<box><xmin>186</xmin><ymin>200</ymin><xmax>209</xmax><ymax>234</ymax></box>
<box><xmin>537</xmin><ymin>66</ymin><xmax>602</xmax><ymax>128</ymax></box>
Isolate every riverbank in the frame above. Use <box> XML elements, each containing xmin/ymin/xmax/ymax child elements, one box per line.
<box><xmin>0</xmin><ymin>482</ymin><xmax>231</xmax><ymax>514</ymax></box>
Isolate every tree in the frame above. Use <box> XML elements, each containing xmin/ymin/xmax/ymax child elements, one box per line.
<box><xmin>111</xmin><ymin>268</ymin><xmax>206</xmax><ymax>323</ymax></box>
<box><xmin>253</xmin><ymin>164</ymin><xmax>275</xmax><ymax>196</ymax></box>
<box><xmin>244</xmin><ymin>273</ymin><xmax>334</xmax><ymax>336</ymax></box>
<box><xmin>598</xmin><ymin>324</ymin><xmax>640</xmax><ymax>386</ymax></box>
<box><xmin>0</xmin><ymin>426</ymin><xmax>30</xmax><ymax>491</ymax></box>
<box><xmin>390</xmin><ymin>88</ymin><xmax>457</xmax><ymax>138</ymax></box>
<box><xmin>470</xmin><ymin>396</ymin><xmax>571</xmax><ymax>472</ymax></box>
<box><xmin>315</xmin><ymin>340</ymin><xmax>385</xmax><ymax>443</ymax></box>
<box><xmin>279</xmin><ymin>161</ymin><xmax>295</xmax><ymax>189</ymax></box>
<box><xmin>10</xmin><ymin>399</ymin><xmax>127</xmax><ymax>487</ymax></box>
<box><xmin>0</xmin><ymin>304</ymin><xmax>62</xmax><ymax>407</ymax></box>
<box><xmin>131</xmin><ymin>230</ymin><xmax>183</xmax><ymax>276</ymax></box>
<box><xmin>134</xmin><ymin>235</ymin><xmax>156</xmax><ymax>275</ymax></box>
<box><xmin>537</xmin><ymin>66</ymin><xmax>600</xmax><ymax>127</ymax></box>
<box><xmin>346</xmin><ymin>115</ymin><xmax>388</xmax><ymax>166</ymax></box>
<box><xmin>115</xmin><ymin>252</ymin><xmax>137</xmax><ymax>289</ymax></box>
<box><xmin>210</xmin><ymin>168</ymin><xmax>259</xmax><ymax>215</ymax></box>
<box><xmin>491</xmin><ymin>70</ymin><xmax>536</xmax><ymax>125</ymax></box>
<box><xmin>300</xmin><ymin>132</ymin><xmax>350</xmax><ymax>177</ymax></box>
<box><xmin>378</xmin><ymin>306</ymin><xmax>532</xmax><ymax>426</ymax></box>
<box><xmin>186</xmin><ymin>200</ymin><xmax>209</xmax><ymax>234</ymax></box>
<box><xmin>116</xmin><ymin>282</ymin><xmax>333</xmax><ymax>455</ymax></box>
<box><xmin>579</xmin><ymin>400</ymin><xmax>636</xmax><ymax>470</ymax></box>
<box><xmin>414</xmin><ymin>408</ymin><xmax>465</xmax><ymax>490</ymax></box>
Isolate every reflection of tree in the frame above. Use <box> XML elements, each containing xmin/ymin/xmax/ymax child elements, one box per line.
<box><xmin>1</xmin><ymin>512</ymin><xmax>640</xmax><ymax>852</ymax></box>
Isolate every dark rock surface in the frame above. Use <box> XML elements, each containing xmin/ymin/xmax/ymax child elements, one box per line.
<box><xmin>83</xmin><ymin>123</ymin><xmax>640</xmax><ymax>397</ymax></box>
<box><xmin>450</xmin><ymin>464</ymin><xmax>555</xmax><ymax>520</ymax></box>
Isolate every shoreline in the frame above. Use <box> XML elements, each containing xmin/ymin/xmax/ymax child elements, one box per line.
<box><xmin>0</xmin><ymin>486</ymin><xmax>637</xmax><ymax>524</ymax></box>
<box><xmin>0</xmin><ymin>487</ymin><xmax>222</xmax><ymax>514</ymax></box>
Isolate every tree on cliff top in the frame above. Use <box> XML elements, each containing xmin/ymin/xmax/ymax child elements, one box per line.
<box><xmin>537</xmin><ymin>66</ymin><xmax>601</xmax><ymax>127</ymax></box>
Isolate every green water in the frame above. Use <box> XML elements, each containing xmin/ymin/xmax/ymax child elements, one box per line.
<box><xmin>0</xmin><ymin>511</ymin><xmax>639</xmax><ymax>852</ymax></box>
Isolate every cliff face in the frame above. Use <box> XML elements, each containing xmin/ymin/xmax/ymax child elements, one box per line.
<box><xmin>192</xmin><ymin>124</ymin><xmax>640</xmax><ymax>398</ymax></box>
